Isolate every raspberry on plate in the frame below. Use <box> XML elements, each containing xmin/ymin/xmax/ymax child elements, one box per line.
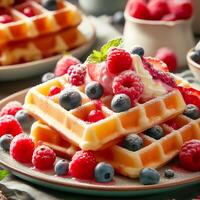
<box><xmin>0</xmin><ymin>101</ymin><xmax>23</xmax><ymax>117</ymax></box>
<box><xmin>54</xmin><ymin>55</ymin><xmax>80</xmax><ymax>77</ymax></box>
<box><xmin>10</xmin><ymin>133</ymin><xmax>35</xmax><ymax>163</ymax></box>
<box><xmin>106</xmin><ymin>48</ymin><xmax>132</xmax><ymax>74</ymax></box>
<box><xmin>155</xmin><ymin>48</ymin><xmax>177</xmax><ymax>72</ymax></box>
<box><xmin>0</xmin><ymin>14</ymin><xmax>13</xmax><ymax>24</ymax></box>
<box><xmin>112</xmin><ymin>70</ymin><xmax>144</xmax><ymax>105</ymax></box>
<box><xmin>0</xmin><ymin>115</ymin><xmax>22</xmax><ymax>137</ymax></box>
<box><xmin>69</xmin><ymin>150</ymin><xmax>97</xmax><ymax>179</ymax></box>
<box><xmin>67</xmin><ymin>64</ymin><xmax>86</xmax><ymax>86</ymax></box>
<box><xmin>148</xmin><ymin>0</ymin><xmax>170</xmax><ymax>20</ymax></box>
<box><xmin>32</xmin><ymin>145</ymin><xmax>56</xmax><ymax>170</ymax></box>
<box><xmin>126</xmin><ymin>0</ymin><xmax>151</xmax><ymax>20</ymax></box>
<box><xmin>179</xmin><ymin>140</ymin><xmax>200</xmax><ymax>171</ymax></box>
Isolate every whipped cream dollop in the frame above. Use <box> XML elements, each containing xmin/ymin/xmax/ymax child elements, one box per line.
<box><xmin>132</xmin><ymin>55</ymin><xmax>167</xmax><ymax>100</ymax></box>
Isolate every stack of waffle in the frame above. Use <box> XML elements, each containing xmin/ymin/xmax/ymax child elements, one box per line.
<box><xmin>23</xmin><ymin>53</ymin><xmax>200</xmax><ymax>179</ymax></box>
<box><xmin>0</xmin><ymin>0</ymin><xmax>86</xmax><ymax>66</ymax></box>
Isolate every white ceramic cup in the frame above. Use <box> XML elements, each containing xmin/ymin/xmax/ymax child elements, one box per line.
<box><xmin>123</xmin><ymin>12</ymin><xmax>195</xmax><ymax>68</ymax></box>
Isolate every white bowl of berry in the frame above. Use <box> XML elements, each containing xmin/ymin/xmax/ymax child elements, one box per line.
<box><xmin>187</xmin><ymin>41</ymin><xmax>200</xmax><ymax>81</ymax></box>
<box><xmin>123</xmin><ymin>0</ymin><xmax>195</xmax><ymax>68</ymax></box>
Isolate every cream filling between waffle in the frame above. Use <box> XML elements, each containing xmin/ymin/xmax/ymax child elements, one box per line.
<box><xmin>132</xmin><ymin>55</ymin><xmax>167</xmax><ymax>100</ymax></box>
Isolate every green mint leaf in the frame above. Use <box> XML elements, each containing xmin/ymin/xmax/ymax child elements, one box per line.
<box><xmin>0</xmin><ymin>170</ymin><xmax>9</xmax><ymax>181</ymax></box>
<box><xmin>86</xmin><ymin>37</ymin><xmax>123</xmax><ymax>64</ymax></box>
<box><xmin>86</xmin><ymin>50</ymin><xmax>102</xmax><ymax>64</ymax></box>
<box><xmin>100</xmin><ymin>37</ymin><xmax>123</xmax><ymax>56</ymax></box>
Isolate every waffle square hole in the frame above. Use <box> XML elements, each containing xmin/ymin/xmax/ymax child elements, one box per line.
<box><xmin>71</xmin><ymin>103</ymin><xmax>110</xmax><ymax>123</ymax></box>
<box><xmin>17</xmin><ymin>3</ymin><xmax>43</xmax><ymax>17</ymax></box>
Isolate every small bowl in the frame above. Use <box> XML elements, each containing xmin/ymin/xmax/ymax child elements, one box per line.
<box><xmin>123</xmin><ymin>12</ymin><xmax>195</xmax><ymax>68</ymax></box>
<box><xmin>187</xmin><ymin>48</ymin><xmax>200</xmax><ymax>81</ymax></box>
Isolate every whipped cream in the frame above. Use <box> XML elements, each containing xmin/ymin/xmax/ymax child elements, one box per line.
<box><xmin>132</xmin><ymin>55</ymin><xmax>167</xmax><ymax>100</ymax></box>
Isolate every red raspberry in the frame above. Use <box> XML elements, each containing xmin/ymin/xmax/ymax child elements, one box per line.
<box><xmin>0</xmin><ymin>14</ymin><xmax>13</xmax><ymax>23</ymax></box>
<box><xmin>179</xmin><ymin>140</ymin><xmax>200</xmax><ymax>171</ymax></box>
<box><xmin>54</xmin><ymin>55</ymin><xmax>80</xmax><ymax>77</ymax></box>
<box><xmin>162</xmin><ymin>13</ymin><xmax>177</xmax><ymax>21</ymax></box>
<box><xmin>0</xmin><ymin>101</ymin><xmax>23</xmax><ymax>117</ymax></box>
<box><xmin>155</xmin><ymin>48</ymin><xmax>177</xmax><ymax>72</ymax></box>
<box><xmin>148</xmin><ymin>0</ymin><xmax>170</xmax><ymax>20</ymax></box>
<box><xmin>67</xmin><ymin>64</ymin><xmax>86</xmax><ymax>86</ymax></box>
<box><xmin>126</xmin><ymin>0</ymin><xmax>151</xmax><ymax>20</ymax></box>
<box><xmin>178</xmin><ymin>86</ymin><xmax>200</xmax><ymax>109</ymax></box>
<box><xmin>21</xmin><ymin>6</ymin><xmax>35</xmax><ymax>17</ymax></box>
<box><xmin>143</xmin><ymin>60</ymin><xmax>177</xmax><ymax>88</ymax></box>
<box><xmin>165</xmin><ymin>120</ymin><xmax>179</xmax><ymax>130</ymax></box>
<box><xmin>87</xmin><ymin>109</ymin><xmax>105</xmax><ymax>123</ymax></box>
<box><xmin>0</xmin><ymin>115</ymin><xmax>22</xmax><ymax>137</ymax></box>
<box><xmin>112</xmin><ymin>70</ymin><xmax>144</xmax><ymax>105</ymax></box>
<box><xmin>10</xmin><ymin>133</ymin><xmax>35</xmax><ymax>163</ymax></box>
<box><xmin>48</xmin><ymin>86</ymin><xmax>62</xmax><ymax>96</ymax></box>
<box><xmin>87</xmin><ymin>63</ymin><xmax>115</xmax><ymax>95</ymax></box>
<box><xmin>32</xmin><ymin>145</ymin><xmax>56</xmax><ymax>170</ymax></box>
<box><xmin>69</xmin><ymin>150</ymin><xmax>97</xmax><ymax>179</ymax></box>
<box><xmin>168</xmin><ymin>0</ymin><xmax>193</xmax><ymax>20</ymax></box>
<box><xmin>107</xmin><ymin>48</ymin><xmax>132</xmax><ymax>74</ymax></box>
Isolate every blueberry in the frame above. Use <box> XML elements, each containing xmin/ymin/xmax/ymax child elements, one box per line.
<box><xmin>41</xmin><ymin>72</ymin><xmax>55</xmax><ymax>83</ymax></box>
<box><xmin>123</xmin><ymin>134</ymin><xmax>143</xmax><ymax>151</ymax></box>
<box><xmin>0</xmin><ymin>134</ymin><xmax>13</xmax><ymax>151</ymax></box>
<box><xmin>111</xmin><ymin>94</ymin><xmax>131</xmax><ymax>113</ymax></box>
<box><xmin>15</xmin><ymin>110</ymin><xmax>35</xmax><ymax>130</ymax></box>
<box><xmin>164</xmin><ymin>169</ymin><xmax>175</xmax><ymax>179</ymax></box>
<box><xmin>190</xmin><ymin>51</ymin><xmax>200</xmax><ymax>63</ymax></box>
<box><xmin>54</xmin><ymin>159</ymin><xmax>69</xmax><ymax>176</ymax></box>
<box><xmin>183</xmin><ymin>104</ymin><xmax>200</xmax><ymax>120</ymax></box>
<box><xmin>59</xmin><ymin>89</ymin><xmax>82</xmax><ymax>111</ymax></box>
<box><xmin>42</xmin><ymin>0</ymin><xmax>57</xmax><ymax>11</ymax></box>
<box><xmin>146</xmin><ymin>125</ymin><xmax>164</xmax><ymax>140</ymax></box>
<box><xmin>140</xmin><ymin>168</ymin><xmax>160</xmax><ymax>185</ymax></box>
<box><xmin>130</xmin><ymin>46</ymin><xmax>145</xmax><ymax>57</ymax></box>
<box><xmin>94</xmin><ymin>162</ymin><xmax>114</xmax><ymax>183</ymax></box>
<box><xmin>85</xmin><ymin>82</ymin><xmax>104</xmax><ymax>100</ymax></box>
<box><xmin>111</xmin><ymin>11</ymin><xmax>125</xmax><ymax>25</ymax></box>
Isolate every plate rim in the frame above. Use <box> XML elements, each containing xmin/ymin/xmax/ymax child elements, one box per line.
<box><xmin>0</xmin><ymin>90</ymin><xmax>200</xmax><ymax>194</ymax></box>
<box><xmin>0</xmin><ymin>16</ymin><xmax>96</xmax><ymax>71</ymax></box>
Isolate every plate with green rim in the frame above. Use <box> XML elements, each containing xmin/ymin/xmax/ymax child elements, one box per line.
<box><xmin>0</xmin><ymin>89</ymin><xmax>200</xmax><ymax>197</ymax></box>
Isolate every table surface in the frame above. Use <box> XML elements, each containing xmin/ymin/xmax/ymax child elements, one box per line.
<box><xmin>0</xmin><ymin>10</ymin><xmax>200</xmax><ymax>200</ymax></box>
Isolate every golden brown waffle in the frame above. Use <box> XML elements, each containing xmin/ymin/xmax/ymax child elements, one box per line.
<box><xmin>0</xmin><ymin>0</ymin><xmax>14</xmax><ymax>8</ymax></box>
<box><xmin>24</xmin><ymin>73</ymin><xmax>186</xmax><ymax>151</ymax></box>
<box><xmin>0</xmin><ymin>27</ymin><xmax>86</xmax><ymax>65</ymax></box>
<box><xmin>0</xmin><ymin>0</ymin><xmax>82</xmax><ymax>46</ymax></box>
<box><xmin>30</xmin><ymin>114</ymin><xmax>200</xmax><ymax>178</ymax></box>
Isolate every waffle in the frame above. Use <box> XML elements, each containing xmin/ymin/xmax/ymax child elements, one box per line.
<box><xmin>0</xmin><ymin>0</ymin><xmax>14</xmax><ymax>8</ymax></box>
<box><xmin>0</xmin><ymin>27</ymin><xmax>86</xmax><ymax>65</ymax></box>
<box><xmin>30</xmin><ymin>114</ymin><xmax>200</xmax><ymax>178</ymax></box>
<box><xmin>24</xmin><ymin>71</ymin><xmax>186</xmax><ymax>151</ymax></box>
<box><xmin>0</xmin><ymin>0</ymin><xmax>82</xmax><ymax>46</ymax></box>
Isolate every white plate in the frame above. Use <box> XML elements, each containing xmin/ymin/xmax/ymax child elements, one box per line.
<box><xmin>0</xmin><ymin>16</ymin><xmax>96</xmax><ymax>82</ymax></box>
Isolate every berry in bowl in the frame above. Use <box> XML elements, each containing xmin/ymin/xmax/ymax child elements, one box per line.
<box><xmin>187</xmin><ymin>41</ymin><xmax>200</xmax><ymax>81</ymax></box>
<box><xmin>123</xmin><ymin>0</ymin><xmax>195</xmax><ymax>68</ymax></box>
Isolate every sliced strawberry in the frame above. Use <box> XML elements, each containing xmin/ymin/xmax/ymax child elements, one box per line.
<box><xmin>178</xmin><ymin>86</ymin><xmax>200</xmax><ymax>109</ymax></box>
<box><xmin>87</xmin><ymin>62</ymin><xmax>114</xmax><ymax>95</ymax></box>
<box><xmin>144</xmin><ymin>57</ymin><xmax>169</xmax><ymax>72</ymax></box>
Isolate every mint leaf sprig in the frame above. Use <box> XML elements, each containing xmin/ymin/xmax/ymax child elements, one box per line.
<box><xmin>86</xmin><ymin>38</ymin><xmax>123</xmax><ymax>64</ymax></box>
<box><xmin>0</xmin><ymin>170</ymin><xmax>9</xmax><ymax>181</ymax></box>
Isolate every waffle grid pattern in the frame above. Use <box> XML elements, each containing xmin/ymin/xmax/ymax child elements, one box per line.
<box><xmin>24</xmin><ymin>75</ymin><xmax>186</xmax><ymax>151</ymax></box>
<box><xmin>0</xmin><ymin>27</ymin><xmax>86</xmax><ymax>65</ymax></box>
<box><xmin>0</xmin><ymin>0</ymin><xmax>82</xmax><ymax>46</ymax></box>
